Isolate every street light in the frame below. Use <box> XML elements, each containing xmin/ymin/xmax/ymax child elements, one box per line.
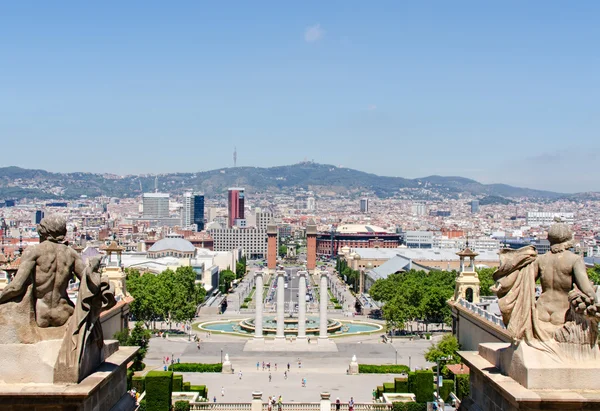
<box><xmin>220</xmin><ymin>349</ymin><xmax>223</xmax><ymax>364</ymax></box>
<box><xmin>436</xmin><ymin>356</ymin><xmax>453</xmax><ymax>405</ymax></box>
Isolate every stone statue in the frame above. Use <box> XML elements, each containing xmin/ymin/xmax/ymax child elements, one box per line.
<box><xmin>0</xmin><ymin>215</ymin><xmax>116</xmax><ymax>383</ymax></box>
<box><xmin>492</xmin><ymin>221</ymin><xmax>600</xmax><ymax>361</ymax></box>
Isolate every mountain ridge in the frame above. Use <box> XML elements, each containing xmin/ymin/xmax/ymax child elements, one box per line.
<box><xmin>0</xmin><ymin>163</ymin><xmax>586</xmax><ymax>201</ymax></box>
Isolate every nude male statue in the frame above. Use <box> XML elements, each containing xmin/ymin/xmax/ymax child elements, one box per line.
<box><xmin>0</xmin><ymin>215</ymin><xmax>85</xmax><ymax>328</ymax></box>
<box><xmin>535</xmin><ymin>222</ymin><xmax>597</xmax><ymax>333</ymax></box>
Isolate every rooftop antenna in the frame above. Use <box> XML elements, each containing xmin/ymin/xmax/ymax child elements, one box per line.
<box><xmin>154</xmin><ymin>176</ymin><xmax>158</xmax><ymax>193</ymax></box>
<box><xmin>233</xmin><ymin>147</ymin><xmax>237</xmax><ymax>167</ymax></box>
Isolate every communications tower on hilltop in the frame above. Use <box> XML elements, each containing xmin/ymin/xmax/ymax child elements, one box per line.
<box><xmin>233</xmin><ymin>147</ymin><xmax>237</xmax><ymax>167</ymax></box>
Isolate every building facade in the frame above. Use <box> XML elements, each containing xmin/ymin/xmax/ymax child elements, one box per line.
<box><xmin>316</xmin><ymin>224</ymin><xmax>401</xmax><ymax>258</ymax></box>
<box><xmin>142</xmin><ymin>193</ymin><xmax>169</xmax><ymax>219</ymax></box>
<box><xmin>193</xmin><ymin>194</ymin><xmax>205</xmax><ymax>231</ymax></box>
<box><xmin>208</xmin><ymin>227</ymin><xmax>268</xmax><ymax>259</ymax></box>
<box><xmin>360</xmin><ymin>198</ymin><xmax>369</xmax><ymax>213</ymax></box>
<box><xmin>228</xmin><ymin>187</ymin><xmax>245</xmax><ymax>228</ymax></box>
<box><xmin>526</xmin><ymin>211</ymin><xmax>574</xmax><ymax>227</ymax></box>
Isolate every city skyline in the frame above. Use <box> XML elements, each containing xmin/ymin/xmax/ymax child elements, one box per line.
<box><xmin>1</xmin><ymin>2</ymin><xmax>599</xmax><ymax>192</ymax></box>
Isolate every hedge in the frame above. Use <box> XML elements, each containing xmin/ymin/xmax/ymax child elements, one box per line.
<box><xmin>241</xmin><ymin>303</ymin><xmax>249</xmax><ymax>309</ymax></box>
<box><xmin>145</xmin><ymin>371</ymin><xmax>173</xmax><ymax>411</ymax></box>
<box><xmin>376</xmin><ymin>385</ymin><xmax>384</xmax><ymax>399</ymax></box>
<box><xmin>410</xmin><ymin>370</ymin><xmax>434</xmax><ymax>403</ymax></box>
<box><xmin>183</xmin><ymin>382</ymin><xmax>191</xmax><ymax>391</ymax></box>
<box><xmin>391</xmin><ymin>403</ymin><xmax>427</xmax><ymax>411</ymax></box>
<box><xmin>439</xmin><ymin>379</ymin><xmax>453</xmax><ymax>402</ymax></box>
<box><xmin>383</xmin><ymin>382</ymin><xmax>395</xmax><ymax>393</ymax></box>
<box><xmin>394</xmin><ymin>377</ymin><xmax>408</xmax><ymax>393</ymax></box>
<box><xmin>169</xmin><ymin>363</ymin><xmax>222</xmax><ymax>372</ymax></box>
<box><xmin>190</xmin><ymin>385</ymin><xmax>208</xmax><ymax>399</ymax></box>
<box><xmin>359</xmin><ymin>364</ymin><xmax>410</xmax><ymax>374</ymax></box>
<box><xmin>127</xmin><ymin>368</ymin><xmax>134</xmax><ymax>390</ymax></box>
<box><xmin>174</xmin><ymin>401</ymin><xmax>191</xmax><ymax>411</ymax></box>
<box><xmin>456</xmin><ymin>374</ymin><xmax>470</xmax><ymax>400</ymax></box>
<box><xmin>132</xmin><ymin>376</ymin><xmax>146</xmax><ymax>393</ymax></box>
<box><xmin>173</xmin><ymin>374</ymin><xmax>183</xmax><ymax>392</ymax></box>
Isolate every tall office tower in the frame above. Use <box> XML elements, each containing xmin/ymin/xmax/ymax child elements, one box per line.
<box><xmin>33</xmin><ymin>210</ymin><xmax>45</xmax><ymax>225</ymax></box>
<box><xmin>228</xmin><ymin>187</ymin><xmax>245</xmax><ymax>228</ymax></box>
<box><xmin>471</xmin><ymin>200</ymin><xmax>480</xmax><ymax>214</ymax></box>
<box><xmin>360</xmin><ymin>198</ymin><xmax>369</xmax><ymax>213</ymax></box>
<box><xmin>142</xmin><ymin>193</ymin><xmax>170</xmax><ymax>219</ymax></box>
<box><xmin>411</xmin><ymin>201</ymin><xmax>427</xmax><ymax>216</ymax></box>
<box><xmin>193</xmin><ymin>194</ymin><xmax>205</xmax><ymax>231</ymax></box>
<box><xmin>182</xmin><ymin>192</ymin><xmax>194</xmax><ymax>228</ymax></box>
<box><xmin>307</xmin><ymin>196</ymin><xmax>316</xmax><ymax>212</ymax></box>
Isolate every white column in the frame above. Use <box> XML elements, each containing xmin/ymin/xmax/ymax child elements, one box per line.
<box><xmin>297</xmin><ymin>270</ymin><xmax>307</xmax><ymax>339</ymax></box>
<box><xmin>254</xmin><ymin>271</ymin><xmax>264</xmax><ymax>339</ymax></box>
<box><xmin>319</xmin><ymin>271</ymin><xmax>328</xmax><ymax>339</ymax></box>
<box><xmin>276</xmin><ymin>270</ymin><xmax>285</xmax><ymax>339</ymax></box>
<box><xmin>252</xmin><ymin>392</ymin><xmax>263</xmax><ymax>411</ymax></box>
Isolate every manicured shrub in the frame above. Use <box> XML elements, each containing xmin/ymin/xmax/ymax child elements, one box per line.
<box><xmin>383</xmin><ymin>382</ymin><xmax>395</xmax><ymax>393</ymax></box>
<box><xmin>409</xmin><ymin>370</ymin><xmax>434</xmax><ymax>403</ymax></box>
<box><xmin>334</xmin><ymin>304</ymin><xmax>342</xmax><ymax>309</ymax></box>
<box><xmin>168</xmin><ymin>363</ymin><xmax>222</xmax><ymax>372</ymax></box>
<box><xmin>394</xmin><ymin>377</ymin><xmax>409</xmax><ymax>393</ymax></box>
<box><xmin>183</xmin><ymin>382</ymin><xmax>191</xmax><ymax>391</ymax></box>
<box><xmin>377</xmin><ymin>385</ymin><xmax>384</xmax><ymax>399</ymax></box>
<box><xmin>439</xmin><ymin>378</ymin><xmax>453</xmax><ymax>402</ymax></box>
<box><xmin>138</xmin><ymin>399</ymin><xmax>147</xmax><ymax>411</ymax></box>
<box><xmin>144</xmin><ymin>371</ymin><xmax>173</xmax><ymax>411</ymax></box>
<box><xmin>190</xmin><ymin>385</ymin><xmax>208</xmax><ymax>399</ymax></box>
<box><xmin>173</xmin><ymin>374</ymin><xmax>183</xmax><ymax>391</ymax></box>
<box><xmin>241</xmin><ymin>303</ymin><xmax>249</xmax><ymax>309</ymax></box>
<box><xmin>392</xmin><ymin>403</ymin><xmax>427</xmax><ymax>411</ymax></box>
<box><xmin>132</xmin><ymin>376</ymin><xmax>145</xmax><ymax>393</ymax></box>
<box><xmin>359</xmin><ymin>364</ymin><xmax>410</xmax><ymax>374</ymax></box>
<box><xmin>456</xmin><ymin>374</ymin><xmax>470</xmax><ymax>400</ymax></box>
<box><xmin>174</xmin><ymin>401</ymin><xmax>191</xmax><ymax>411</ymax></box>
<box><xmin>126</xmin><ymin>368</ymin><xmax>134</xmax><ymax>390</ymax></box>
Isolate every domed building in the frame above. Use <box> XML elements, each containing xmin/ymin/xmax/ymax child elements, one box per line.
<box><xmin>147</xmin><ymin>234</ymin><xmax>196</xmax><ymax>259</ymax></box>
<box><xmin>317</xmin><ymin>224</ymin><xmax>401</xmax><ymax>258</ymax></box>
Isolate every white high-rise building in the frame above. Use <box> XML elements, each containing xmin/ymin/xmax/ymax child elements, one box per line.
<box><xmin>142</xmin><ymin>193</ymin><xmax>170</xmax><ymax>219</ymax></box>
<box><xmin>307</xmin><ymin>197</ymin><xmax>316</xmax><ymax>212</ymax></box>
<box><xmin>526</xmin><ymin>211</ymin><xmax>574</xmax><ymax>227</ymax></box>
<box><xmin>181</xmin><ymin>192</ymin><xmax>194</xmax><ymax>228</ymax></box>
<box><xmin>411</xmin><ymin>201</ymin><xmax>427</xmax><ymax>216</ymax></box>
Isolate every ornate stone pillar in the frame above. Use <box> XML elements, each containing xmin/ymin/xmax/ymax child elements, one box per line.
<box><xmin>276</xmin><ymin>270</ymin><xmax>285</xmax><ymax>339</ymax></box>
<box><xmin>297</xmin><ymin>270</ymin><xmax>307</xmax><ymax>339</ymax></box>
<box><xmin>254</xmin><ymin>271</ymin><xmax>264</xmax><ymax>339</ymax></box>
<box><xmin>319</xmin><ymin>271</ymin><xmax>328</xmax><ymax>339</ymax></box>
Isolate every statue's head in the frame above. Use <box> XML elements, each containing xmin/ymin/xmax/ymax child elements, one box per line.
<box><xmin>38</xmin><ymin>215</ymin><xmax>67</xmax><ymax>243</ymax></box>
<box><xmin>548</xmin><ymin>222</ymin><xmax>574</xmax><ymax>252</ymax></box>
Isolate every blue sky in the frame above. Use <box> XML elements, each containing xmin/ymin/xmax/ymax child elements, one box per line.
<box><xmin>1</xmin><ymin>2</ymin><xmax>599</xmax><ymax>192</ymax></box>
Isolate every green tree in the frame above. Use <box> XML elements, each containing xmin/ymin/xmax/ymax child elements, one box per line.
<box><xmin>114</xmin><ymin>321</ymin><xmax>151</xmax><ymax>371</ymax></box>
<box><xmin>219</xmin><ymin>269</ymin><xmax>236</xmax><ymax>294</ymax></box>
<box><xmin>171</xmin><ymin>266</ymin><xmax>206</xmax><ymax>324</ymax></box>
<box><xmin>476</xmin><ymin>267</ymin><xmax>496</xmax><ymax>296</ymax></box>
<box><xmin>588</xmin><ymin>264</ymin><xmax>600</xmax><ymax>285</ymax></box>
<box><xmin>278</xmin><ymin>245</ymin><xmax>288</xmax><ymax>258</ymax></box>
<box><xmin>424</xmin><ymin>334</ymin><xmax>460</xmax><ymax>377</ymax></box>
<box><xmin>236</xmin><ymin>256</ymin><xmax>247</xmax><ymax>279</ymax></box>
<box><xmin>126</xmin><ymin>269</ymin><xmax>161</xmax><ymax>328</ymax></box>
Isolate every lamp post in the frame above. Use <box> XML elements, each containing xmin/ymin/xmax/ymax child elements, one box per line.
<box><xmin>436</xmin><ymin>356</ymin><xmax>452</xmax><ymax>405</ymax></box>
<box><xmin>221</xmin><ymin>349</ymin><xmax>223</xmax><ymax>364</ymax></box>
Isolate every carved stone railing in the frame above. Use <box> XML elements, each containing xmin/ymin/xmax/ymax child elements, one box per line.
<box><xmin>458</xmin><ymin>298</ymin><xmax>505</xmax><ymax>329</ymax></box>
<box><xmin>190</xmin><ymin>403</ymin><xmax>253</xmax><ymax>411</ymax></box>
<box><xmin>188</xmin><ymin>402</ymin><xmax>390</xmax><ymax>411</ymax></box>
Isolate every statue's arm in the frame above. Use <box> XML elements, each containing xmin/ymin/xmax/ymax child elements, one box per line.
<box><xmin>0</xmin><ymin>248</ymin><xmax>37</xmax><ymax>303</ymax></box>
<box><xmin>574</xmin><ymin>257</ymin><xmax>597</xmax><ymax>301</ymax></box>
<box><xmin>72</xmin><ymin>250</ymin><xmax>85</xmax><ymax>281</ymax></box>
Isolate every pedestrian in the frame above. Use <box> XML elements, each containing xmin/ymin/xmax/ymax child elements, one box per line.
<box><xmin>372</xmin><ymin>389</ymin><xmax>377</xmax><ymax>401</ymax></box>
<box><xmin>277</xmin><ymin>395</ymin><xmax>283</xmax><ymax>411</ymax></box>
<box><xmin>284</xmin><ymin>371</ymin><xmax>287</xmax><ymax>380</ymax></box>
<box><xmin>349</xmin><ymin>397</ymin><xmax>354</xmax><ymax>411</ymax></box>
<box><xmin>163</xmin><ymin>365</ymin><xmax>167</xmax><ymax>371</ymax></box>
<box><xmin>274</xmin><ymin>363</ymin><xmax>277</xmax><ymax>371</ymax></box>
<box><xmin>262</xmin><ymin>361</ymin><xmax>265</xmax><ymax>371</ymax></box>
<box><xmin>257</xmin><ymin>361</ymin><xmax>260</xmax><ymax>370</ymax></box>
<box><xmin>336</xmin><ymin>398</ymin><xmax>341</xmax><ymax>411</ymax></box>
<box><xmin>269</xmin><ymin>373</ymin><xmax>272</xmax><ymax>382</ymax></box>
<box><xmin>177</xmin><ymin>358</ymin><xmax>180</xmax><ymax>364</ymax></box>
<box><xmin>239</xmin><ymin>370</ymin><xmax>243</xmax><ymax>380</ymax></box>
<box><xmin>267</xmin><ymin>397</ymin><xmax>273</xmax><ymax>411</ymax></box>
<box><xmin>213</xmin><ymin>396</ymin><xmax>217</xmax><ymax>403</ymax></box>
<box><xmin>302</xmin><ymin>377</ymin><xmax>306</xmax><ymax>387</ymax></box>
<box><xmin>287</xmin><ymin>363</ymin><xmax>290</xmax><ymax>371</ymax></box>
<box><xmin>221</xmin><ymin>386</ymin><xmax>225</xmax><ymax>397</ymax></box>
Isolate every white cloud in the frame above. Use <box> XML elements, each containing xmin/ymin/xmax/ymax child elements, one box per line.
<box><xmin>305</xmin><ymin>24</ymin><xmax>324</xmax><ymax>43</ymax></box>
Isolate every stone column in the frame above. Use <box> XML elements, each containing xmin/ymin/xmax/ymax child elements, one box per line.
<box><xmin>297</xmin><ymin>270</ymin><xmax>307</xmax><ymax>339</ymax></box>
<box><xmin>252</xmin><ymin>392</ymin><xmax>263</xmax><ymax>411</ymax></box>
<box><xmin>276</xmin><ymin>270</ymin><xmax>285</xmax><ymax>339</ymax></box>
<box><xmin>319</xmin><ymin>271</ymin><xmax>328</xmax><ymax>339</ymax></box>
<box><xmin>254</xmin><ymin>271</ymin><xmax>264</xmax><ymax>339</ymax></box>
<box><xmin>320</xmin><ymin>392</ymin><xmax>331</xmax><ymax>411</ymax></box>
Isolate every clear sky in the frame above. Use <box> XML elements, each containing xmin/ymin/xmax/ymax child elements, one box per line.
<box><xmin>1</xmin><ymin>2</ymin><xmax>599</xmax><ymax>193</ymax></box>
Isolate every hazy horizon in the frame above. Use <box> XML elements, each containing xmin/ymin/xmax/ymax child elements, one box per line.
<box><xmin>1</xmin><ymin>2</ymin><xmax>599</xmax><ymax>192</ymax></box>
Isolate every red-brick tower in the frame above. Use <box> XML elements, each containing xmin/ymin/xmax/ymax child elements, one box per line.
<box><xmin>306</xmin><ymin>219</ymin><xmax>317</xmax><ymax>273</ymax></box>
<box><xmin>267</xmin><ymin>219</ymin><xmax>278</xmax><ymax>272</ymax></box>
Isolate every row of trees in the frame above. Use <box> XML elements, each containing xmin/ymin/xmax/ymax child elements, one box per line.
<box><xmin>368</xmin><ymin>268</ymin><xmax>495</xmax><ymax>332</ymax></box>
<box><xmin>335</xmin><ymin>258</ymin><xmax>361</xmax><ymax>291</ymax></box>
<box><xmin>126</xmin><ymin>266</ymin><xmax>206</xmax><ymax>329</ymax></box>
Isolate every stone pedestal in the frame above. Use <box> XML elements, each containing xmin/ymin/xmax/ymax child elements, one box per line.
<box><xmin>222</xmin><ymin>353</ymin><xmax>233</xmax><ymax>374</ymax></box>
<box><xmin>460</xmin><ymin>343</ymin><xmax>600</xmax><ymax>411</ymax></box>
<box><xmin>276</xmin><ymin>271</ymin><xmax>285</xmax><ymax>340</ymax></box>
<box><xmin>297</xmin><ymin>270</ymin><xmax>307</xmax><ymax>340</ymax></box>
<box><xmin>348</xmin><ymin>355</ymin><xmax>359</xmax><ymax>375</ymax></box>
<box><xmin>0</xmin><ymin>345</ymin><xmax>138</xmax><ymax>411</ymax></box>
<box><xmin>252</xmin><ymin>392</ymin><xmax>263</xmax><ymax>411</ymax></box>
<box><xmin>319</xmin><ymin>272</ymin><xmax>328</xmax><ymax>339</ymax></box>
<box><xmin>320</xmin><ymin>392</ymin><xmax>331</xmax><ymax>411</ymax></box>
<box><xmin>254</xmin><ymin>272</ymin><xmax>264</xmax><ymax>340</ymax></box>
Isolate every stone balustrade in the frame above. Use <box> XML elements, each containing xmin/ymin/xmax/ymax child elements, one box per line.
<box><xmin>458</xmin><ymin>298</ymin><xmax>505</xmax><ymax>329</ymax></box>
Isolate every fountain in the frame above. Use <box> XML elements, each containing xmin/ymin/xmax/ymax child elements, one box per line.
<box><xmin>239</xmin><ymin>315</ymin><xmax>342</xmax><ymax>335</ymax></box>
